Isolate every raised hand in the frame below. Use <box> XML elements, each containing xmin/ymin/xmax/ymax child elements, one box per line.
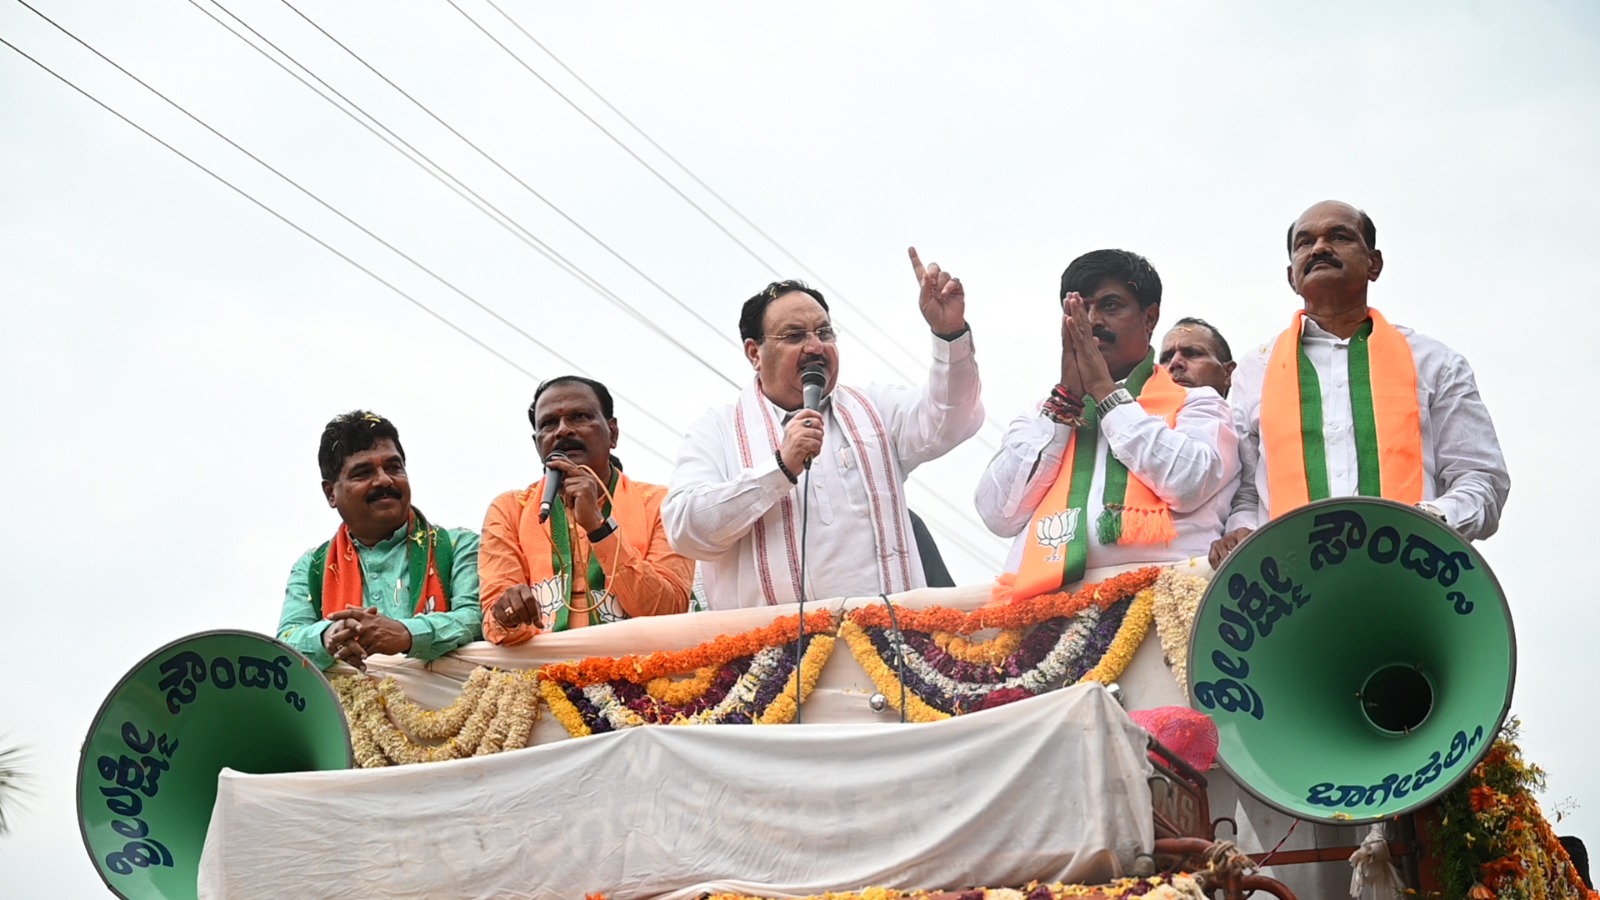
<box><xmin>1064</xmin><ymin>293</ymin><xmax>1115</xmax><ymax>401</ymax></box>
<box><xmin>909</xmin><ymin>246</ymin><xmax>966</xmax><ymax>335</ymax></box>
<box><xmin>1059</xmin><ymin>292</ymin><xmax>1086</xmax><ymax>397</ymax></box>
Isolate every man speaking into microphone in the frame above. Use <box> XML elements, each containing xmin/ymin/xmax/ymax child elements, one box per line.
<box><xmin>664</xmin><ymin>248</ymin><xmax>984</xmax><ymax>609</ymax></box>
<box><xmin>479</xmin><ymin>375</ymin><xmax>693</xmax><ymax>643</ymax></box>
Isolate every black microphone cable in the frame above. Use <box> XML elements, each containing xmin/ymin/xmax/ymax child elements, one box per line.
<box><xmin>794</xmin><ymin>462</ymin><xmax>813</xmax><ymax>724</ymax></box>
<box><xmin>878</xmin><ymin>593</ymin><xmax>908</xmax><ymax>723</ymax></box>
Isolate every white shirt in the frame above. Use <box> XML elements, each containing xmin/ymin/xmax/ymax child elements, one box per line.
<box><xmin>664</xmin><ymin>332</ymin><xmax>984</xmax><ymax>609</ymax></box>
<box><xmin>975</xmin><ymin>382</ymin><xmax>1239</xmax><ymax>573</ymax></box>
<box><xmin>1227</xmin><ymin>316</ymin><xmax>1509</xmax><ymax>540</ymax></box>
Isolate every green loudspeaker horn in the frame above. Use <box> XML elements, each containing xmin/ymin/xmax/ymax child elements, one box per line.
<box><xmin>1189</xmin><ymin>498</ymin><xmax>1515</xmax><ymax>824</ymax></box>
<box><xmin>77</xmin><ymin>630</ymin><xmax>353</xmax><ymax>899</ymax></box>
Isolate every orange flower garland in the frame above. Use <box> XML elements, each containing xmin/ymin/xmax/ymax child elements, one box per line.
<box><xmin>933</xmin><ymin>629</ymin><xmax>1024</xmax><ymax>665</ymax></box>
<box><xmin>540</xmin><ymin>609</ymin><xmax>838</xmax><ymax>686</ymax></box>
<box><xmin>841</xmin><ymin>568</ymin><xmax>1161</xmax><ymax>722</ymax></box>
<box><xmin>1434</xmin><ymin>719</ymin><xmax>1598</xmax><ymax>900</ymax></box>
<box><xmin>540</xmin><ymin>611</ymin><xmax>840</xmax><ymax>737</ymax></box>
<box><xmin>848</xmin><ymin>567</ymin><xmax>1161</xmax><ymax>634</ymax></box>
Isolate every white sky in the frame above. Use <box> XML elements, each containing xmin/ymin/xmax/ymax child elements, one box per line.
<box><xmin>2</xmin><ymin>1</ymin><xmax>1597</xmax><ymax>895</ymax></box>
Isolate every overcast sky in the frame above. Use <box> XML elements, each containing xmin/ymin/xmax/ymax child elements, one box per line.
<box><xmin>2</xmin><ymin>2</ymin><xmax>1597</xmax><ymax>895</ymax></box>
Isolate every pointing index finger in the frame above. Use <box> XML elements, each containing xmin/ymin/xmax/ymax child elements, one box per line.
<box><xmin>908</xmin><ymin>246</ymin><xmax>926</xmax><ymax>282</ymax></box>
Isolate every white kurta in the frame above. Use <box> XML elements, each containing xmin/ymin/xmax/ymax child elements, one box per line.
<box><xmin>975</xmin><ymin>382</ymin><xmax>1239</xmax><ymax>573</ymax></box>
<box><xmin>1227</xmin><ymin>317</ymin><xmax>1510</xmax><ymax>540</ymax></box>
<box><xmin>663</xmin><ymin>332</ymin><xmax>983</xmax><ymax>609</ymax></box>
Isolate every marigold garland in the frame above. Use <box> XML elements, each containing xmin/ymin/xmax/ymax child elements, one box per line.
<box><xmin>933</xmin><ymin>629</ymin><xmax>1024</xmax><ymax>665</ymax></box>
<box><xmin>540</xmin><ymin>616</ymin><xmax>838</xmax><ymax>737</ymax></box>
<box><xmin>1078</xmin><ymin>584</ymin><xmax>1155</xmax><ymax>685</ymax></box>
<box><xmin>332</xmin><ymin>668</ymin><xmax>540</xmax><ymax>767</ymax></box>
<box><xmin>849</xmin><ymin>567</ymin><xmax>1161</xmax><ymax>634</ymax></box>
<box><xmin>756</xmin><ymin>635</ymin><xmax>835</xmax><ymax>725</ymax></box>
<box><xmin>540</xmin><ymin>609</ymin><xmax>837</xmax><ymax>686</ymax></box>
<box><xmin>1432</xmin><ymin>718</ymin><xmax>1597</xmax><ymax>900</ymax></box>
<box><xmin>646</xmin><ymin>664</ymin><xmax>722</xmax><ymax>706</ymax></box>
<box><xmin>839</xmin><ymin>621</ymin><xmax>949</xmax><ymax>723</ymax></box>
<box><xmin>841</xmin><ymin>568</ymin><xmax>1162</xmax><ymax>722</ymax></box>
<box><xmin>692</xmin><ymin>873</ymin><xmax>1206</xmax><ymax>899</ymax></box>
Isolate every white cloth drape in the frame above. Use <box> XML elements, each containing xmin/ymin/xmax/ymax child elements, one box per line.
<box><xmin>198</xmin><ymin>684</ymin><xmax>1154</xmax><ymax>900</ymax></box>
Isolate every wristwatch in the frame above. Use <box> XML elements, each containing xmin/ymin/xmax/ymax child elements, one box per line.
<box><xmin>1096</xmin><ymin>388</ymin><xmax>1135</xmax><ymax>416</ymax></box>
<box><xmin>1415</xmin><ymin>503</ymin><xmax>1449</xmax><ymax>526</ymax></box>
<box><xmin>587</xmin><ymin>516</ymin><xmax>619</xmax><ymax>544</ymax></box>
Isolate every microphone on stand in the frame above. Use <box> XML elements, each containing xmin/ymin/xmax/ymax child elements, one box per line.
<box><xmin>800</xmin><ymin>363</ymin><xmax>827</xmax><ymax>470</ymax></box>
<box><xmin>537</xmin><ymin>451</ymin><xmax>569</xmax><ymax>524</ymax></box>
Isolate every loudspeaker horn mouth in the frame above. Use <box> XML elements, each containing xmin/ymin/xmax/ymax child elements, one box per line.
<box><xmin>1189</xmin><ymin>497</ymin><xmax>1516</xmax><ymax>824</ymax></box>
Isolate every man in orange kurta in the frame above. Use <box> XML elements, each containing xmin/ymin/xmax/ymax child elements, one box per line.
<box><xmin>480</xmin><ymin>376</ymin><xmax>693</xmax><ymax>643</ymax></box>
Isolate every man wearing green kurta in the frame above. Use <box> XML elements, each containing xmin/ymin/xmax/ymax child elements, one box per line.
<box><xmin>277</xmin><ymin>411</ymin><xmax>481</xmax><ymax>670</ymax></box>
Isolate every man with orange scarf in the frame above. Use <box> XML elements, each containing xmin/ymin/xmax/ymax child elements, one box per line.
<box><xmin>277</xmin><ymin>411</ymin><xmax>482</xmax><ymax>670</ymax></box>
<box><xmin>480</xmin><ymin>376</ymin><xmax>693</xmax><ymax>642</ymax></box>
<box><xmin>977</xmin><ymin>250</ymin><xmax>1238</xmax><ymax>600</ymax></box>
<box><xmin>1210</xmin><ymin>201</ymin><xmax>1510</xmax><ymax>566</ymax></box>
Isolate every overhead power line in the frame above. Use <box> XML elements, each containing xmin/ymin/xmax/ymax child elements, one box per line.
<box><xmin>1</xmin><ymin>5</ymin><xmax>690</xmax><ymax>467</ymax></box>
<box><xmin>257</xmin><ymin>0</ymin><xmax>1001</xmax><ymax>568</ymax></box>
<box><xmin>7</xmin><ymin>2</ymin><xmax>1002</xmax><ymax>573</ymax></box>
<box><xmin>270</xmin><ymin>0</ymin><xmax>740</xmax><ymax>389</ymax></box>
<box><xmin>463</xmin><ymin>0</ymin><xmax>1010</xmax><ymax>446</ymax></box>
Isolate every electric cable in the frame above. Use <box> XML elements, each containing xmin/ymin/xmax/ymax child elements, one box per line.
<box><xmin>465</xmin><ymin>0</ymin><xmax>1012</xmax><ymax>443</ymax></box>
<box><xmin>273</xmin><ymin>0</ymin><xmax>740</xmax><ymax>385</ymax></box>
<box><xmin>0</xmin><ymin>18</ymin><xmax>689</xmax><ymax>468</ymax></box>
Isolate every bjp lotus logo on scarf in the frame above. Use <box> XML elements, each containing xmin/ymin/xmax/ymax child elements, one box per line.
<box><xmin>1035</xmin><ymin>508</ymin><xmax>1081</xmax><ymax>563</ymax></box>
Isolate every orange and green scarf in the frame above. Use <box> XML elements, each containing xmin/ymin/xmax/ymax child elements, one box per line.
<box><xmin>310</xmin><ymin>509</ymin><xmax>453</xmax><ymax>618</ymax></box>
<box><xmin>518</xmin><ymin>467</ymin><xmax>662</xmax><ymax>631</ymax></box>
<box><xmin>1008</xmin><ymin>351</ymin><xmax>1185</xmax><ymax>602</ymax></box>
<box><xmin>1261</xmin><ymin>308</ymin><xmax>1424</xmax><ymax>520</ymax></box>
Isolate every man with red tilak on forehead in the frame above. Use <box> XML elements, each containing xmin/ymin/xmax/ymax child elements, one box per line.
<box><xmin>664</xmin><ymin>248</ymin><xmax>984</xmax><ymax>609</ymax></box>
<box><xmin>1210</xmin><ymin>200</ymin><xmax>1510</xmax><ymax>567</ymax></box>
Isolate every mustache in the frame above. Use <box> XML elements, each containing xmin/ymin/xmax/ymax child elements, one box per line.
<box><xmin>553</xmin><ymin>438</ymin><xmax>587</xmax><ymax>454</ymax></box>
<box><xmin>1306</xmin><ymin>253</ymin><xmax>1342</xmax><ymax>274</ymax></box>
<box><xmin>1092</xmin><ymin>327</ymin><xmax>1116</xmax><ymax>344</ymax></box>
<box><xmin>365</xmin><ymin>486</ymin><xmax>402</xmax><ymax>503</ymax></box>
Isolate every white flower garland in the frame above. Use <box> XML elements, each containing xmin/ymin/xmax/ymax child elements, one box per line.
<box><xmin>332</xmin><ymin>668</ymin><xmax>540</xmax><ymax>768</ymax></box>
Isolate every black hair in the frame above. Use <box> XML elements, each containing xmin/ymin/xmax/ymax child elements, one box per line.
<box><xmin>529</xmin><ymin>375</ymin><xmax>615</xmax><ymax>430</ymax></box>
<box><xmin>1171</xmin><ymin>316</ymin><xmax>1233</xmax><ymax>364</ymax></box>
<box><xmin>318</xmin><ymin>410</ymin><xmax>404</xmax><ymax>482</ymax></box>
<box><xmin>738</xmin><ymin>280</ymin><xmax>830</xmax><ymax>343</ymax></box>
<box><xmin>1286</xmin><ymin>207</ymin><xmax>1377</xmax><ymax>256</ymax></box>
<box><xmin>1059</xmin><ymin>249</ymin><xmax>1162</xmax><ymax>309</ymax></box>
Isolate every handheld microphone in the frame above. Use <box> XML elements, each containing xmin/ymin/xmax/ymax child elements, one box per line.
<box><xmin>800</xmin><ymin>363</ymin><xmax>827</xmax><ymax>412</ymax></box>
<box><xmin>537</xmin><ymin>451</ymin><xmax>569</xmax><ymax>523</ymax></box>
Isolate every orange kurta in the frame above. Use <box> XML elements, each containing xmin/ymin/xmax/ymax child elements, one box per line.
<box><xmin>479</xmin><ymin>473</ymin><xmax>693</xmax><ymax>644</ymax></box>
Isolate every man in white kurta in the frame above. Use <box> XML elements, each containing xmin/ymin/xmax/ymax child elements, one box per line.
<box><xmin>976</xmin><ymin>249</ymin><xmax>1238</xmax><ymax>588</ymax></box>
<box><xmin>664</xmin><ymin>249</ymin><xmax>984</xmax><ymax>610</ymax></box>
<box><xmin>1212</xmin><ymin>201</ymin><xmax>1509</xmax><ymax>565</ymax></box>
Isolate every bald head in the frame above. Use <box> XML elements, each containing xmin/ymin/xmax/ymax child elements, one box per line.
<box><xmin>1285</xmin><ymin>200</ymin><xmax>1384</xmax><ymax>310</ymax></box>
<box><xmin>1286</xmin><ymin>201</ymin><xmax>1376</xmax><ymax>257</ymax></box>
